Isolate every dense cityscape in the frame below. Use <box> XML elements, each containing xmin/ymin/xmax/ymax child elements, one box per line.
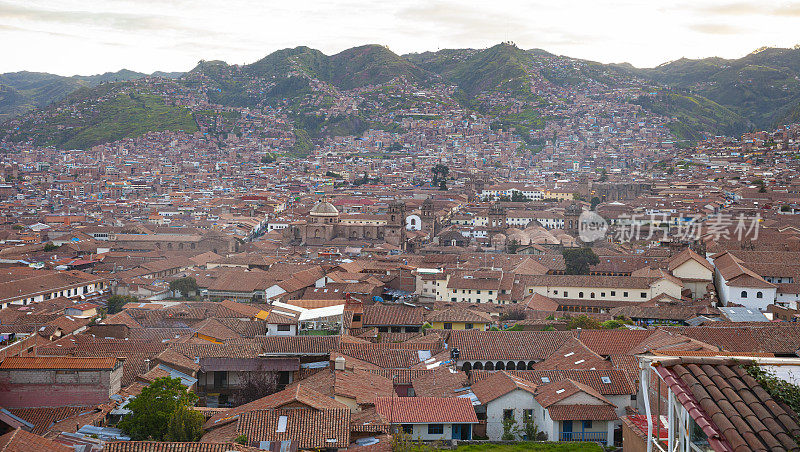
<box><xmin>3</xmin><ymin>23</ymin><xmax>800</xmax><ymax>452</ymax></box>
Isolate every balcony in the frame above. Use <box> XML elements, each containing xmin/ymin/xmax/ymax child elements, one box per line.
<box><xmin>559</xmin><ymin>431</ymin><xmax>607</xmax><ymax>443</ymax></box>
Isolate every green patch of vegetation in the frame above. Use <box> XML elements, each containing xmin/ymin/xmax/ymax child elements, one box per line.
<box><xmin>743</xmin><ymin>362</ymin><xmax>800</xmax><ymax>416</ymax></box>
<box><xmin>454</xmin><ymin>442</ymin><xmax>603</xmax><ymax>451</ymax></box>
<box><xmin>4</xmin><ymin>86</ymin><xmax>197</xmax><ymax>149</ymax></box>
<box><xmin>633</xmin><ymin>91</ymin><xmax>749</xmax><ymax>143</ymax></box>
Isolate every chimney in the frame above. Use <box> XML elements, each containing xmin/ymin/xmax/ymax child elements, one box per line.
<box><xmin>144</xmin><ymin>358</ymin><xmax>151</xmax><ymax>373</ymax></box>
<box><xmin>334</xmin><ymin>356</ymin><xmax>346</xmax><ymax>371</ymax></box>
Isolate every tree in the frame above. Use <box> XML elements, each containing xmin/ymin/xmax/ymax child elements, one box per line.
<box><xmin>232</xmin><ymin>372</ymin><xmax>278</xmax><ymax>406</ymax></box>
<box><xmin>169</xmin><ymin>277</ymin><xmax>199</xmax><ymax>298</ymax></box>
<box><xmin>501</xmin><ymin>416</ymin><xmax>518</xmax><ymax>440</ymax></box>
<box><xmin>511</xmin><ymin>191</ymin><xmax>527</xmax><ymax>202</ymax></box>
<box><xmin>598</xmin><ymin>169</ymin><xmax>608</xmax><ymax>182</ymax></box>
<box><xmin>106</xmin><ymin>295</ymin><xmax>138</xmax><ymax>314</ymax></box>
<box><xmin>431</xmin><ymin>163</ymin><xmax>449</xmax><ymax>186</ymax></box>
<box><xmin>260</xmin><ymin>153</ymin><xmax>276</xmax><ymax>164</ymax></box>
<box><xmin>119</xmin><ymin>377</ymin><xmax>198</xmax><ymax>441</ymax></box>
<box><xmin>43</xmin><ymin>242</ymin><xmax>60</xmax><ymax>252</ymax></box>
<box><xmin>590</xmin><ymin>197</ymin><xmax>601</xmax><ymax>211</ymax></box>
<box><xmin>166</xmin><ymin>405</ymin><xmax>204</xmax><ymax>441</ymax></box>
<box><xmin>438</xmin><ymin>179</ymin><xmax>447</xmax><ymax>191</ymax></box>
<box><xmin>562</xmin><ymin>247</ymin><xmax>599</xmax><ymax>275</ymax></box>
<box><xmin>566</xmin><ymin>315</ymin><xmax>601</xmax><ymax>330</ymax></box>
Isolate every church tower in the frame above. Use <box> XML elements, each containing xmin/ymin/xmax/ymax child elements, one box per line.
<box><xmin>421</xmin><ymin>197</ymin><xmax>435</xmax><ymax>233</ymax></box>
<box><xmin>487</xmin><ymin>203</ymin><xmax>507</xmax><ymax>236</ymax></box>
<box><xmin>385</xmin><ymin>201</ymin><xmax>406</xmax><ymax>249</ymax></box>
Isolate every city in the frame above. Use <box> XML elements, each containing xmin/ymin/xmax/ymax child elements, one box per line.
<box><xmin>2</xmin><ymin>3</ymin><xmax>800</xmax><ymax>452</ymax></box>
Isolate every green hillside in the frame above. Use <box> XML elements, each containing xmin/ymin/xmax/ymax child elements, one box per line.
<box><xmin>635</xmin><ymin>47</ymin><xmax>800</xmax><ymax>129</ymax></box>
<box><xmin>633</xmin><ymin>91</ymin><xmax>751</xmax><ymax>142</ymax></box>
<box><xmin>2</xmin><ymin>84</ymin><xmax>197</xmax><ymax>149</ymax></box>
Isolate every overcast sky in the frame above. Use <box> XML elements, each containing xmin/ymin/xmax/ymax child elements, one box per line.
<box><xmin>2</xmin><ymin>0</ymin><xmax>800</xmax><ymax>76</ymax></box>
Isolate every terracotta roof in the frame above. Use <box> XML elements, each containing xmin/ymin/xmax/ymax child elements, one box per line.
<box><xmin>654</xmin><ymin>356</ymin><xmax>800</xmax><ymax>452</ymax></box>
<box><xmin>411</xmin><ymin>367</ymin><xmax>470</xmax><ymax>398</ymax></box>
<box><xmin>446</xmin><ymin>330</ymin><xmax>574</xmax><ymax>361</ymax></box>
<box><xmin>471</xmin><ymin>371</ymin><xmax>538</xmax><ymax>404</ymax></box>
<box><xmin>470</xmin><ymin>369</ymin><xmax>635</xmax><ymax>395</ymax></box>
<box><xmin>534</xmin><ymin>336</ymin><xmax>612</xmax><ymax>371</ymax></box>
<box><xmin>0</xmin><ymin>429</ymin><xmax>72</xmax><ymax>452</ymax></box>
<box><xmin>362</xmin><ymin>304</ymin><xmax>424</xmax><ymax>327</ymax></box>
<box><xmin>0</xmin><ymin>356</ymin><xmax>117</xmax><ymax>370</ymax></box>
<box><xmin>105</xmin><ymin>442</ymin><xmax>262</xmax><ymax>452</ymax></box>
<box><xmin>374</xmin><ymin>397</ymin><xmax>478</xmax><ymax>424</ymax></box>
<box><xmin>534</xmin><ymin>379</ymin><xmax>615</xmax><ymax>408</ymax></box>
<box><xmin>237</xmin><ymin>408</ymin><xmax>350</xmax><ymax>449</ymax></box>
<box><xmin>204</xmin><ymin>385</ymin><xmax>347</xmax><ymax>429</ymax></box>
<box><xmin>425</xmin><ymin>308</ymin><xmax>492</xmax><ymax>324</ymax></box>
<box><xmin>547</xmin><ymin>404</ymin><xmax>618</xmax><ymax>421</ymax></box>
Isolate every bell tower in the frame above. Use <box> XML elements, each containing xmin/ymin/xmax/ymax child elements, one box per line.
<box><xmin>385</xmin><ymin>200</ymin><xmax>406</xmax><ymax>249</ymax></box>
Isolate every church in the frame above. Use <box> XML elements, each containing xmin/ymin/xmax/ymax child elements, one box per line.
<box><xmin>287</xmin><ymin>199</ymin><xmax>407</xmax><ymax>248</ymax></box>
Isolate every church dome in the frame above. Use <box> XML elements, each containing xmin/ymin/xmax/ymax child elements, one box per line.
<box><xmin>310</xmin><ymin>201</ymin><xmax>339</xmax><ymax>217</ymax></box>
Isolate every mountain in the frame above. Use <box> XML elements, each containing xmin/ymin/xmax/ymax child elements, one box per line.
<box><xmin>0</xmin><ymin>69</ymin><xmax>183</xmax><ymax>122</ymax></box>
<box><xmin>6</xmin><ymin>43</ymin><xmax>800</xmax><ymax>149</ymax></box>
<box><xmin>408</xmin><ymin>43</ymin><xmax>535</xmax><ymax>97</ymax></box>
<box><xmin>1</xmin><ymin>83</ymin><xmax>197</xmax><ymax>149</ymax></box>
<box><xmin>631</xmin><ymin>47</ymin><xmax>800</xmax><ymax>129</ymax></box>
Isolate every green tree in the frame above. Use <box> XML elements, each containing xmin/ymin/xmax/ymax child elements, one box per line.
<box><xmin>119</xmin><ymin>377</ymin><xmax>198</xmax><ymax>441</ymax></box>
<box><xmin>431</xmin><ymin>163</ymin><xmax>449</xmax><ymax>186</ymax></box>
<box><xmin>106</xmin><ymin>295</ymin><xmax>138</xmax><ymax>314</ymax></box>
<box><xmin>562</xmin><ymin>247</ymin><xmax>600</xmax><ymax>275</ymax></box>
<box><xmin>598</xmin><ymin>169</ymin><xmax>608</xmax><ymax>182</ymax></box>
<box><xmin>169</xmin><ymin>277</ymin><xmax>199</xmax><ymax>298</ymax></box>
<box><xmin>438</xmin><ymin>179</ymin><xmax>447</xmax><ymax>190</ymax></box>
<box><xmin>501</xmin><ymin>416</ymin><xmax>518</xmax><ymax>440</ymax></box>
<box><xmin>166</xmin><ymin>405</ymin><xmax>204</xmax><ymax>441</ymax></box>
<box><xmin>511</xmin><ymin>191</ymin><xmax>527</xmax><ymax>202</ymax></box>
<box><xmin>566</xmin><ymin>315</ymin><xmax>602</xmax><ymax>330</ymax></box>
<box><xmin>590</xmin><ymin>197</ymin><xmax>601</xmax><ymax>211</ymax></box>
<box><xmin>43</xmin><ymin>242</ymin><xmax>60</xmax><ymax>252</ymax></box>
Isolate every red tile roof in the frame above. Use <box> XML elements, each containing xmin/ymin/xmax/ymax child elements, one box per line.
<box><xmin>237</xmin><ymin>408</ymin><xmax>351</xmax><ymax>449</ymax></box>
<box><xmin>0</xmin><ymin>356</ymin><xmax>117</xmax><ymax>370</ymax></box>
<box><xmin>374</xmin><ymin>397</ymin><xmax>478</xmax><ymax>424</ymax></box>
<box><xmin>547</xmin><ymin>404</ymin><xmax>618</xmax><ymax>421</ymax></box>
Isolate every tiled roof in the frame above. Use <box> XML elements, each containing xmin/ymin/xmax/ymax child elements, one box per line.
<box><xmin>424</xmin><ymin>308</ymin><xmax>492</xmax><ymax>324</ymax></box>
<box><xmin>9</xmin><ymin>406</ymin><xmax>97</xmax><ymax>435</ymax></box>
<box><xmin>204</xmin><ymin>385</ymin><xmax>347</xmax><ymax>429</ymax></box>
<box><xmin>0</xmin><ymin>356</ymin><xmax>117</xmax><ymax>370</ymax></box>
<box><xmin>362</xmin><ymin>304</ymin><xmax>424</xmax><ymax>327</ymax></box>
<box><xmin>534</xmin><ymin>336</ymin><xmax>612</xmax><ymax>371</ymax></box>
<box><xmin>411</xmin><ymin>367</ymin><xmax>470</xmax><ymax>398</ymax></box>
<box><xmin>446</xmin><ymin>330</ymin><xmax>574</xmax><ymax>361</ymax></box>
<box><xmin>575</xmin><ymin>329</ymin><xmax>659</xmax><ymax>356</ymax></box>
<box><xmin>534</xmin><ymin>379</ymin><xmax>615</xmax><ymax>408</ymax></box>
<box><xmin>661</xmin><ymin>325</ymin><xmax>800</xmax><ymax>354</ymax></box>
<box><xmin>654</xmin><ymin>356</ymin><xmax>800</xmax><ymax>452</ymax></box>
<box><xmin>470</xmin><ymin>369</ymin><xmax>635</xmax><ymax>395</ymax></box>
<box><xmin>0</xmin><ymin>429</ymin><xmax>72</xmax><ymax>452</ymax></box>
<box><xmin>374</xmin><ymin>397</ymin><xmax>478</xmax><ymax>424</ymax></box>
<box><xmin>237</xmin><ymin>408</ymin><xmax>350</xmax><ymax>449</ymax></box>
<box><xmin>105</xmin><ymin>442</ymin><xmax>262</xmax><ymax>452</ymax></box>
<box><xmin>471</xmin><ymin>371</ymin><xmax>538</xmax><ymax>404</ymax></box>
<box><xmin>547</xmin><ymin>404</ymin><xmax>618</xmax><ymax>421</ymax></box>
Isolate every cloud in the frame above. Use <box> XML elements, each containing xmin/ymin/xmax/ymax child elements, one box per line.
<box><xmin>689</xmin><ymin>23</ymin><xmax>741</xmax><ymax>34</ymax></box>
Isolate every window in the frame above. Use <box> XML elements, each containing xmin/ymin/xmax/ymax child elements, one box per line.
<box><xmin>488</xmin><ymin>291</ymin><xmax>493</xmax><ymax>295</ymax></box>
<box><xmin>451</xmin><ymin>297</ymin><xmax>457</xmax><ymax>302</ymax></box>
<box><xmin>277</xmin><ymin>324</ymin><xmax>291</xmax><ymax>332</ymax></box>
<box><xmin>624</xmin><ymin>292</ymin><xmax>628</xmax><ymax>297</ymax></box>
<box><xmin>428</xmin><ymin>424</ymin><xmax>443</xmax><ymax>435</ymax></box>
<box><xmin>590</xmin><ymin>292</ymin><xmax>595</xmax><ymax>298</ymax></box>
<box><xmin>583</xmin><ymin>420</ymin><xmax>592</xmax><ymax>429</ymax></box>
<box><xmin>741</xmin><ymin>290</ymin><xmax>748</xmax><ymax>298</ymax></box>
<box><xmin>757</xmin><ymin>291</ymin><xmax>763</xmax><ymax>299</ymax></box>
<box><xmin>554</xmin><ymin>290</ymin><xmax>559</xmax><ymax>295</ymax></box>
<box><xmin>641</xmin><ymin>292</ymin><xmax>647</xmax><ymax>298</ymax></box>
<box><xmin>353</xmin><ymin>314</ymin><xmax>362</xmax><ymax>322</ymax></box>
<box><xmin>402</xmin><ymin>424</ymin><xmax>413</xmax><ymax>434</ymax></box>
<box><xmin>378</xmin><ymin>327</ymin><xmax>388</xmax><ymax>332</ymax></box>
<box><xmin>601</xmin><ymin>376</ymin><xmax>612</xmax><ymax>384</ymax></box>
<box><xmin>503</xmin><ymin>409</ymin><xmax>514</xmax><ymax>420</ymax></box>
<box><xmin>476</xmin><ymin>290</ymin><xmax>481</xmax><ymax>294</ymax></box>
<box><xmin>391</xmin><ymin>326</ymin><xmax>401</xmax><ymax>333</ymax></box>
<box><xmin>465</xmin><ymin>323</ymin><xmax>473</xmax><ymax>330</ymax></box>
<box><xmin>444</xmin><ymin>323</ymin><xmax>452</xmax><ymax>330</ymax></box>
<box><xmin>563</xmin><ymin>291</ymin><xmax>568</xmax><ymax>297</ymax></box>
<box><xmin>610</xmin><ymin>291</ymin><xmax>616</xmax><ymax>296</ymax></box>
<box><xmin>579</xmin><ymin>292</ymin><xmax>584</xmax><ymax>298</ymax></box>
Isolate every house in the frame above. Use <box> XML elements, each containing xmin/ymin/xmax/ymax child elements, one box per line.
<box><xmin>668</xmin><ymin>248</ymin><xmax>715</xmax><ymax>298</ymax></box>
<box><xmin>374</xmin><ymin>396</ymin><xmax>478</xmax><ymax>441</ymax></box>
<box><xmin>64</xmin><ymin>303</ymin><xmax>99</xmax><ymax>317</ymax></box>
<box><xmin>425</xmin><ymin>308</ymin><xmax>492</xmax><ymax>330</ymax></box>
<box><xmin>470</xmin><ymin>371</ymin><xmax>540</xmax><ymax>440</ymax></box>
<box><xmin>533</xmin><ymin>379</ymin><xmax>617</xmax><ymax>446</ymax></box>
<box><xmin>712</xmin><ymin>251</ymin><xmax>777</xmax><ymax>310</ymax></box>
<box><xmin>646</xmin><ymin>355</ymin><xmax>800</xmax><ymax>451</ymax></box>
<box><xmin>0</xmin><ymin>357</ymin><xmax>123</xmax><ymax>408</ymax></box>
<box><xmin>202</xmin><ymin>384</ymin><xmax>351</xmax><ymax>446</ymax></box>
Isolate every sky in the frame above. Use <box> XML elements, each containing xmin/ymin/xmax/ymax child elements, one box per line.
<box><xmin>2</xmin><ymin>0</ymin><xmax>800</xmax><ymax>76</ymax></box>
